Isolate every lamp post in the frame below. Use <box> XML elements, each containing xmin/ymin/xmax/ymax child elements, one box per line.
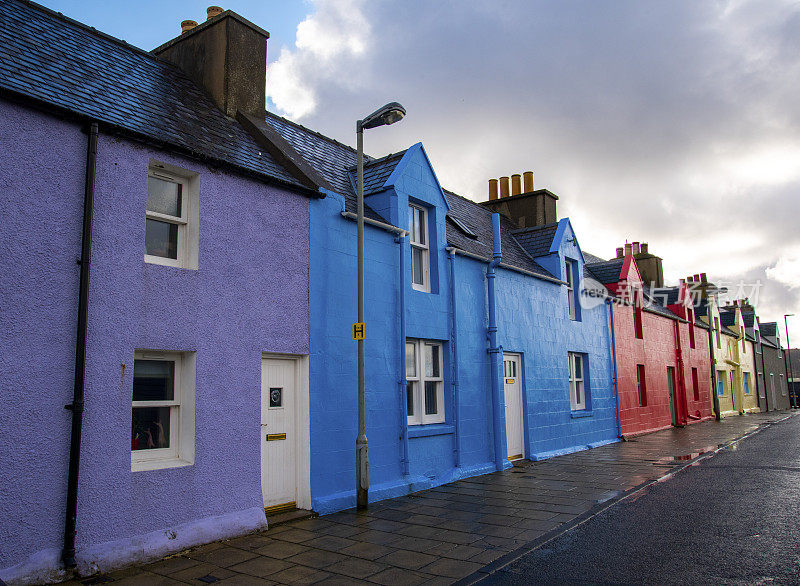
<box><xmin>785</xmin><ymin>314</ymin><xmax>795</xmax><ymax>408</ymax></box>
<box><xmin>355</xmin><ymin>102</ymin><xmax>406</xmax><ymax>509</ymax></box>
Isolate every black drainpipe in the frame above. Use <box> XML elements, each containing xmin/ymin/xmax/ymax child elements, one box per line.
<box><xmin>62</xmin><ymin>121</ymin><xmax>98</xmax><ymax>568</ymax></box>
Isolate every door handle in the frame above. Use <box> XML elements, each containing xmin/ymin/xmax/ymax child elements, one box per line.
<box><xmin>266</xmin><ymin>433</ymin><xmax>287</xmax><ymax>441</ymax></box>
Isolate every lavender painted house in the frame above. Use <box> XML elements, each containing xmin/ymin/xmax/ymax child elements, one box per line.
<box><xmin>0</xmin><ymin>3</ymin><xmax>322</xmax><ymax>583</ymax></box>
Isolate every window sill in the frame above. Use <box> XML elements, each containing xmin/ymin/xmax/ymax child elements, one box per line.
<box><xmin>144</xmin><ymin>255</ymin><xmax>198</xmax><ymax>271</ymax></box>
<box><xmin>570</xmin><ymin>410</ymin><xmax>593</xmax><ymax>419</ymax></box>
<box><xmin>132</xmin><ymin>455</ymin><xmax>193</xmax><ymax>472</ymax></box>
<box><xmin>407</xmin><ymin>424</ymin><xmax>454</xmax><ymax>438</ymax></box>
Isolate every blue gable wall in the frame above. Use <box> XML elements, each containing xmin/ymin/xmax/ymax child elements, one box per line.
<box><xmin>309</xmin><ymin>144</ymin><xmax>617</xmax><ymax>513</ymax></box>
<box><xmin>509</xmin><ymin>218</ymin><xmax>617</xmax><ymax>458</ymax></box>
<box><xmin>309</xmin><ymin>146</ymin><xmax>495</xmax><ymax>514</ymax></box>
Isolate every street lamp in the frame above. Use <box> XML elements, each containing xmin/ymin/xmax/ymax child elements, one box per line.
<box><xmin>355</xmin><ymin>102</ymin><xmax>406</xmax><ymax>510</ymax></box>
<box><xmin>785</xmin><ymin>314</ymin><xmax>795</xmax><ymax>408</ymax></box>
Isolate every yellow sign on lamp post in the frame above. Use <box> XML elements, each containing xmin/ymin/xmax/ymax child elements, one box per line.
<box><xmin>352</xmin><ymin>322</ymin><xmax>365</xmax><ymax>340</ymax></box>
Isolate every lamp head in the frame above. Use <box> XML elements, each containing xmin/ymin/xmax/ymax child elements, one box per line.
<box><xmin>359</xmin><ymin>102</ymin><xmax>406</xmax><ymax>131</ymax></box>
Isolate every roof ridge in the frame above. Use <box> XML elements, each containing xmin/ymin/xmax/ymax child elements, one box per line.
<box><xmin>586</xmin><ymin>257</ymin><xmax>623</xmax><ymax>266</ymax></box>
<box><xmin>15</xmin><ymin>0</ymin><xmax>167</xmax><ymax>63</ymax></box>
<box><xmin>264</xmin><ymin>110</ymin><xmax>372</xmax><ymax>160</ymax></box>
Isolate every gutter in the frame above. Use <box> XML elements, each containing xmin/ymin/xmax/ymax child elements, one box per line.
<box><xmin>448</xmin><ymin>247</ymin><xmax>565</xmax><ymax>285</ymax></box>
<box><xmin>341</xmin><ymin>211</ymin><xmax>407</xmax><ymax>236</ymax></box>
<box><xmin>396</xmin><ymin>232</ymin><xmax>410</xmax><ymax>476</ymax></box>
<box><xmin>486</xmin><ymin>214</ymin><xmax>506</xmax><ymax>470</ymax></box>
<box><xmin>673</xmin><ymin>320</ymin><xmax>688</xmax><ymax>425</ymax></box>
<box><xmin>446</xmin><ymin>248</ymin><xmax>462</xmax><ymax>467</ymax></box>
<box><xmin>706</xmin><ymin>317</ymin><xmax>722</xmax><ymax>421</ymax></box>
<box><xmin>62</xmin><ymin>121</ymin><xmax>98</xmax><ymax>568</ymax></box>
<box><xmin>758</xmin><ymin>338</ymin><xmax>770</xmax><ymax>411</ymax></box>
<box><xmin>606</xmin><ymin>299</ymin><xmax>622</xmax><ymax>438</ymax></box>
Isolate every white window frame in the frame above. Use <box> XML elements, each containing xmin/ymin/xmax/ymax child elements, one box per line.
<box><xmin>569</xmin><ymin>352</ymin><xmax>586</xmax><ymax>411</ymax></box>
<box><xmin>132</xmin><ymin>350</ymin><xmax>196</xmax><ymax>471</ymax></box>
<box><xmin>717</xmin><ymin>370</ymin><xmax>726</xmax><ymax>396</ymax></box>
<box><xmin>565</xmin><ymin>259</ymin><xmax>576</xmax><ymax>320</ymax></box>
<box><xmin>780</xmin><ymin>373</ymin><xmax>786</xmax><ymax>396</ymax></box>
<box><xmin>145</xmin><ymin>161</ymin><xmax>199</xmax><ymax>269</ymax></box>
<box><xmin>406</xmin><ymin>339</ymin><xmax>444</xmax><ymax>425</ymax></box>
<box><xmin>409</xmin><ymin>204</ymin><xmax>430</xmax><ymax>292</ymax></box>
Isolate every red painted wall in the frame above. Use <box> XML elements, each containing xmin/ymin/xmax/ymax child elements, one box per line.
<box><xmin>613</xmin><ymin>305</ymin><xmax>713</xmax><ymax>436</ymax></box>
<box><xmin>678</xmin><ymin>320</ymin><xmax>714</xmax><ymax>423</ymax></box>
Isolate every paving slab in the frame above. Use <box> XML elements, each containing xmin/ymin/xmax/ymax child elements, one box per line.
<box><xmin>68</xmin><ymin>411</ymin><xmax>793</xmax><ymax>585</ymax></box>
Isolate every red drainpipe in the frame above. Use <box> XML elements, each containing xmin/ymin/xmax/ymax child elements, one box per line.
<box><xmin>674</xmin><ymin>320</ymin><xmax>689</xmax><ymax>425</ymax></box>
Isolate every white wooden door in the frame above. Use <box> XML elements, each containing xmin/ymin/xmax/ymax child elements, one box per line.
<box><xmin>503</xmin><ymin>353</ymin><xmax>524</xmax><ymax>460</ymax></box>
<box><xmin>261</xmin><ymin>357</ymin><xmax>297</xmax><ymax>511</ymax></box>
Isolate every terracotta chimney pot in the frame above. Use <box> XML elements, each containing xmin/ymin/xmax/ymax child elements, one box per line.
<box><xmin>624</xmin><ymin>243</ymin><xmax>632</xmax><ymax>256</ymax></box>
<box><xmin>181</xmin><ymin>20</ymin><xmax>198</xmax><ymax>33</ymax></box>
<box><xmin>701</xmin><ymin>272</ymin><xmax>707</xmax><ymax>282</ymax></box>
<box><xmin>523</xmin><ymin>171</ymin><xmax>534</xmax><ymax>192</ymax></box>
<box><xmin>616</xmin><ymin>247</ymin><xmax>624</xmax><ymax>259</ymax></box>
<box><xmin>511</xmin><ymin>174</ymin><xmax>521</xmax><ymax>196</ymax></box>
<box><xmin>499</xmin><ymin>176</ymin><xmax>510</xmax><ymax>198</ymax></box>
<box><xmin>632</xmin><ymin>242</ymin><xmax>640</xmax><ymax>255</ymax></box>
<box><xmin>207</xmin><ymin>6</ymin><xmax>224</xmax><ymax>19</ymax></box>
<box><xmin>640</xmin><ymin>243</ymin><xmax>648</xmax><ymax>254</ymax></box>
<box><xmin>488</xmin><ymin>179</ymin><xmax>499</xmax><ymax>201</ymax></box>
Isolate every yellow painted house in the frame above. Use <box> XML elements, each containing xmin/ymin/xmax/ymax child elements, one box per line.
<box><xmin>696</xmin><ymin>292</ymin><xmax>759</xmax><ymax>417</ymax></box>
<box><xmin>720</xmin><ymin>305</ymin><xmax>760</xmax><ymax>413</ymax></box>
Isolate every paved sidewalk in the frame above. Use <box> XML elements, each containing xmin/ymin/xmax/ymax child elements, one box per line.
<box><xmin>67</xmin><ymin>411</ymin><xmax>795</xmax><ymax>586</ymax></box>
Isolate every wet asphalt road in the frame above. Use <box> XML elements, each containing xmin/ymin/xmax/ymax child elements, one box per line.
<box><xmin>482</xmin><ymin>414</ymin><xmax>800</xmax><ymax>585</ymax></box>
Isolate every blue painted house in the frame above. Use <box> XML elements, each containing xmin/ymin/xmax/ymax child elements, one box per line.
<box><xmin>260</xmin><ymin>115</ymin><xmax>620</xmax><ymax>513</ymax></box>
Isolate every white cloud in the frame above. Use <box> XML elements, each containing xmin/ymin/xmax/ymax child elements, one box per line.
<box><xmin>267</xmin><ymin>0</ymin><xmax>371</xmax><ymax>119</ymax></box>
<box><xmin>767</xmin><ymin>249</ymin><xmax>800</xmax><ymax>290</ymax></box>
<box><xmin>267</xmin><ymin>0</ymin><xmax>800</xmax><ymax>322</ymax></box>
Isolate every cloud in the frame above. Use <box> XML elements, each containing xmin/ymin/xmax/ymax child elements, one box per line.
<box><xmin>267</xmin><ymin>0</ymin><xmax>800</xmax><ymax>341</ymax></box>
<box><xmin>266</xmin><ymin>0</ymin><xmax>371</xmax><ymax>118</ymax></box>
<box><xmin>767</xmin><ymin>248</ymin><xmax>800</xmax><ymax>290</ymax></box>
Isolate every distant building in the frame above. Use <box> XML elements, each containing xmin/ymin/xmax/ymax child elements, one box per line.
<box><xmin>586</xmin><ymin>247</ymin><xmax>714</xmax><ymax>436</ymax></box>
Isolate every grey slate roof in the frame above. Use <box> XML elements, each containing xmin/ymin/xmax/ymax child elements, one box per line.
<box><xmin>512</xmin><ymin>223</ymin><xmax>559</xmax><ymax>258</ymax></box>
<box><xmin>742</xmin><ymin>312</ymin><xmax>755</xmax><ymax>328</ymax></box>
<box><xmin>694</xmin><ymin>298</ymin><xmax>709</xmax><ymax>317</ymax></box>
<box><xmin>650</xmin><ymin>287</ymin><xmax>680</xmax><ymax>306</ymax></box>
<box><xmin>0</xmin><ymin>0</ymin><xmax>302</xmax><ymax>188</ymax></box>
<box><xmin>642</xmin><ymin>287</ymin><xmax>680</xmax><ymax>319</ymax></box>
<box><xmin>584</xmin><ymin>259</ymin><xmax>624</xmax><ymax>284</ymax></box>
<box><xmin>720</xmin><ymin>311</ymin><xmax>736</xmax><ymax>328</ymax></box>
<box><xmin>350</xmin><ymin>151</ymin><xmax>407</xmax><ymax>196</ymax></box>
<box><xmin>760</xmin><ymin>322</ymin><xmax>778</xmax><ymax>338</ymax></box>
<box><xmin>761</xmin><ymin>335</ymin><xmax>779</xmax><ymax>349</ymax></box>
<box><xmin>444</xmin><ymin>191</ymin><xmax>557</xmax><ymax>281</ymax></box>
<box><xmin>583</xmin><ymin>252</ymin><xmax>608</xmax><ymax>264</ymax></box>
<box><xmin>265</xmin><ymin>111</ymin><xmax>364</xmax><ymax>197</ymax></box>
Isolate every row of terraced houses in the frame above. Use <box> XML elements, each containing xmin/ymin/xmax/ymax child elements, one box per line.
<box><xmin>0</xmin><ymin>2</ymin><xmax>796</xmax><ymax>584</ymax></box>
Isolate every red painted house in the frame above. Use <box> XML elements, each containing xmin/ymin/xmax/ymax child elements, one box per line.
<box><xmin>585</xmin><ymin>244</ymin><xmax>714</xmax><ymax>437</ymax></box>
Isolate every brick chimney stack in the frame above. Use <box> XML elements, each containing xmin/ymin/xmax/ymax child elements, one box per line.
<box><xmin>154</xmin><ymin>7</ymin><xmax>269</xmax><ymax>119</ymax></box>
<box><xmin>482</xmin><ymin>170</ymin><xmax>558</xmax><ymax>229</ymax></box>
<box><xmin>621</xmin><ymin>240</ymin><xmax>664</xmax><ymax>287</ymax></box>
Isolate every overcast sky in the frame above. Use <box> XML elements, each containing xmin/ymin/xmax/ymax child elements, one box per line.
<box><xmin>41</xmin><ymin>0</ymin><xmax>800</xmax><ymax>343</ymax></box>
